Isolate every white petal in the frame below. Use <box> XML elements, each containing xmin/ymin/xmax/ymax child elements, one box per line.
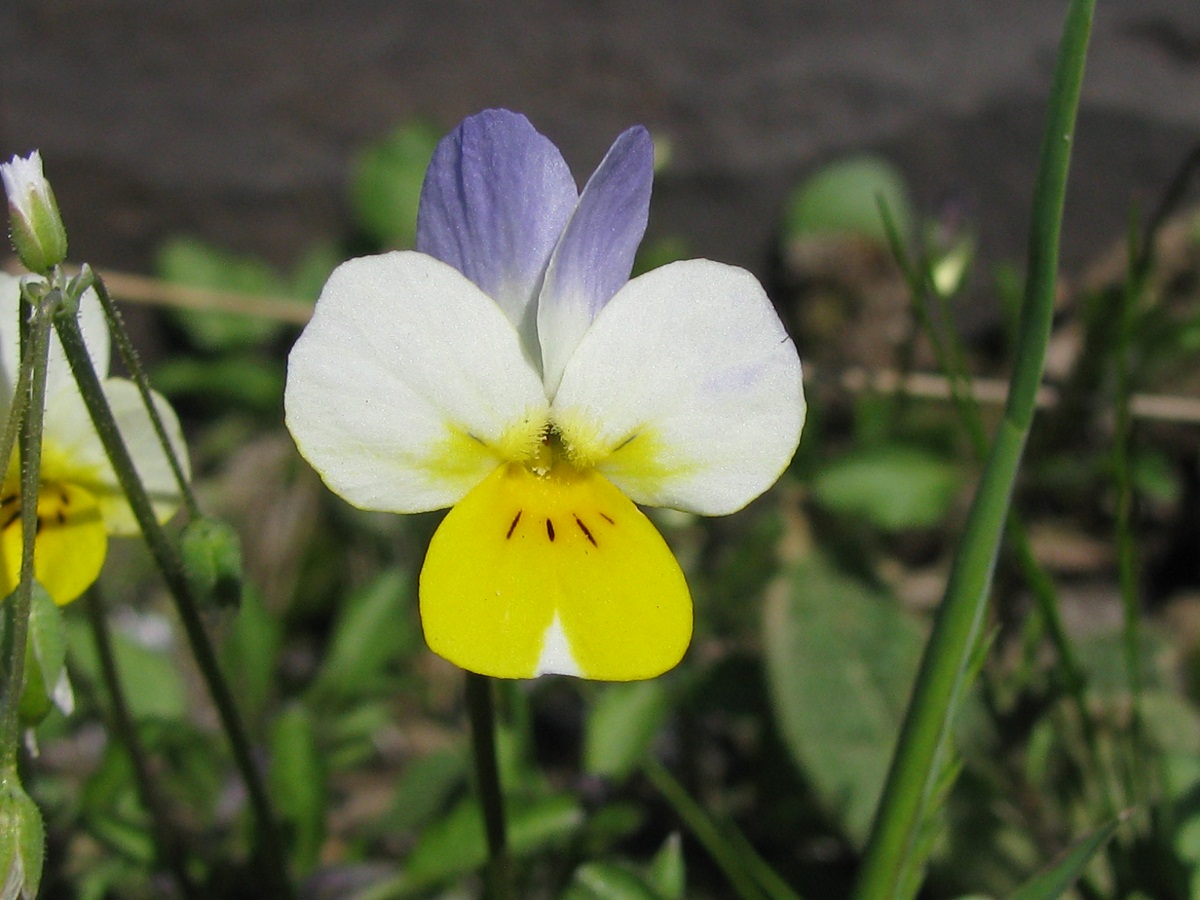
<box><xmin>534</xmin><ymin>613</ymin><xmax>583</xmax><ymax>678</ymax></box>
<box><xmin>285</xmin><ymin>251</ymin><xmax>549</xmax><ymax>513</ymax></box>
<box><xmin>0</xmin><ymin>272</ymin><xmax>110</xmax><ymax>412</ymax></box>
<box><xmin>42</xmin><ymin>377</ymin><xmax>189</xmax><ymax>534</ymax></box>
<box><xmin>1</xmin><ymin>152</ymin><xmax>50</xmax><ymax>209</ymax></box>
<box><xmin>0</xmin><ymin>272</ymin><xmax>19</xmax><ymax>420</ymax></box>
<box><xmin>552</xmin><ymin>259</ymin><xmax>804</xmax><ymax>515</ymax></box>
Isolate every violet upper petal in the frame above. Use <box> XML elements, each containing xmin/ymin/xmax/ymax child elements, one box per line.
<box><xmin>416</xmin><ymin>109</ymin><xmax>578</xmax><ymax>361</ymax></box>
<box><xmin>537</xmin><ymin>125</ymin><xmax>653</xmax><ymax>395</ymax></box>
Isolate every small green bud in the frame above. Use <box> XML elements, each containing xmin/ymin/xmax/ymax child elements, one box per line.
<box><xmin>0</xmin><ymin>776</ymin><xmax>44</xmax><ymax>900</ymax></box>
<box><xmin>1</xmin><ymin>151</ymin><xmax>68</xmax><ymax>274</ymax></box>
<box><xmin>180</xmin><ymin>517</ymin><xmax>245</xmax><ymax>609</ymax></box>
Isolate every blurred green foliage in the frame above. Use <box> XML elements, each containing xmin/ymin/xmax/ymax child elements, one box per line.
<box><xmin>351</xmin><ymin>121</ymin><xmax>441</xmax><ymax>250</ymax></box>
<box><xmin>19</xmin><ymin>103</ymin><xmax>1200</xmax><ymax>900</ymax></box>
<box><xmin>782</xmin><ymin>155</ymin><xmax>915</xmax><ymax>246</ymax></box>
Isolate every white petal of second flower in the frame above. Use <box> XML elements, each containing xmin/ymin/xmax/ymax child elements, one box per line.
<box><xmin>285</xmin><ymin>252</ymin><xmax>550</xmax><ymax>513</ymax></box>
<box><xmin>552</xmin><ymin>259</ymin><xmax>805</xmax><ymax>516</ymax></box>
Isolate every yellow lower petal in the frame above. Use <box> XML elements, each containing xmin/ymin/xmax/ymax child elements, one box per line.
<box><xmin>0</xmin><ymin>482</ymin><xmax>108</xmax><ymax>605</ymax></box>
<box><xmin>419</xmin><ymin>462</ymin><xmax>692</xmax><ymax>680</ymax></box>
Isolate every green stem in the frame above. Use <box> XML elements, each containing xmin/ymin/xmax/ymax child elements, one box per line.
<box><xmin>884</xmin><ymin>149</ymin><xmax>1106</xmax><ymax>803</ymax></box>
<box><xmin>80</xmin><ymin>267</ymin><xmax>200</xmax><ymax>521</ymax></box>
<box><xmin>51</xmin><ymin>307</ymin><xmax>294</xmax><ymax>899</ymax></box>
<box><xmin>851</xmin><ymin>2</ymin><xmax>1095</xmax><ymax>896</ymax></box>
<box><xmin>0</xmin><ymin>287</ymin><xmax>53</xmax><ymax>771</ymax></box>
<box><xmin>84</xmin><ymin>587</ymin><xmax>201</xmax><ymax>899</ymax></box>
<box><xmin>1113</xmin><ymin>216</ymin><xmax>1146</xmax><ymax>806</ymax></box>
<box><xmin>465</xmin><ymin>672</ymin><xmax>512</xmax><ymax>900</ymax></box>
<box><xmin>643</xmin><ymin>756</ymin><xmax>799</xmax><ymax>900</ymax></box>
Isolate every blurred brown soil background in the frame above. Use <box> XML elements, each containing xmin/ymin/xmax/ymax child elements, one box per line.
<box><xmin>2</xmin><ymin>0</ymin><xmax>1200</xmax><ymax>294</ymax></box>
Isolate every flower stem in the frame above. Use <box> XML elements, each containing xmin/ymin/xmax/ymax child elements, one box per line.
<box><xmin>852</xmin><ymin>1</ymin><xmax>1095</xmax><ymax>896</ymax></box>
<box><xmin>84</xmin><ymin>586</ymin><xmax>201</xmax><ymax>899</ymax></box>
<box><xmin>51</xmin><ymin>306</ymin><xmax>294</xmax><ymax>899</ymax></box>
<box><xmin>0</xmin><ymin>286</ymin><xmax>53</xmax><ymax>772</ymax></box>
<box><xmin>465</xmin><ymin>672</ymin><xmax>512</xmax><ymax>900</ymax></box>
<box><xmin>81</xmin><ymin>267</ymin><xmax>200</xmax><ymax>521</ymax></box>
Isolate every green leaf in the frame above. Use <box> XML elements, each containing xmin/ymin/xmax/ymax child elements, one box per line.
<box><xmin>325</xmin><ymin>702</ymin><xmax>396</xmax><ymax>771</ymax></box>
<box><xmin>405</xmin><ymin>795</ymin><xmax>583</xmax><ymax>883</ymax></box>
<box><xmin>402</xmin><ymin>801</ymin><xmax>484</xmax><ymax>881</ymax></box>
<box><xmin>19</xmin><ymin>584</ymin><xmax>67</xmax><ymax>724</ymax></box>
<box><xmin>351</xmin><ymin>121</ymin><xmax>441</xmax><ymax>248</ymax></box>
<box><xmin>67</xmin><ymin>619</ymin><xmax>187</xmax><ymax>722</ymax></box>
<box><xmin>810</xmin><ymin>444</ymin><xmax>960</xmax><ymax>530</ymax></box>
<box><xmin>219</xmin><ymin>586</ymin><xmax>281</xmax><ymax>724</ymax></box>
<box><xmin>0</xmin><ymin>776</ymin><xmax>45</xmax><ymax>900</ymax></box>
<box><xmin>151</xmin><ymin>354</ymin><xmax>284</xmax><ymax>413</ymax></box>
<box><xmin>80</xmin><ymin>743</ymin><xmax>155</xmax><ymax>864</ymax></box>
<box><xmin>764</xmin><ymin>555</ymin><xmax>924</xmax><ymax>846</ymax></box>
<box><xmin>384</xmin><ymin>747</ymin><xmax>468</xmax><ymax>833</ymax></box>
<box><xmin>154</xmin><ymin>236</ymin><xmax>290</xmax><ymax>350</ymax></box>
<box><xmin>584</xmin><ymin>680</ymin><xmax>671</xmax><ymax>781</ymax></box>
<box><xmin>287</xmin><ymin>243</ymin><xmax>340</xmax><ymax>300</ymax></box>
<box><xmin>647</xmin><ymin>833</ymin><xmax>686</xmax><ymax>900</ymax></box>
<box><xmin>633</xmin><ymin>235</ymin><xmax>690</xmax><ymax>277</ymax></box>
<box><xmin>269</xmin><ymin>703</ymin><xmax>327</xmax><ymax>875</ymax></box>
<box><xmin>564</xmin><ymin>861</ymin><xmax>664</xmax><ymax>900</ymax></box>
<box><xmin>1007</xmin><ymin>817</ymin><xmax>1122</xmax><ymax>900</ymax></box>
<box><xmin>782</xmin><ymin>155</ymin><xmax>914</xmax><ymax>245</ymax></box>
<box><xmin>310</xmin><ymin>569</ymin><xmax>413</xmax><ymax>703</ymax></box>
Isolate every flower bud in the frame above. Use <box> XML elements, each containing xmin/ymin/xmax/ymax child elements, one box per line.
<box><xmin>1</xmin><ymin>152</ymin><xmax>67</xmax><ymax>274</ymax></box>
<box><xmin>180</xmin><ymin>517</ymin><xmax>245</xmax><ymax>609</ymax></box>
<box><xmin>0</xmin><ymin>777</ymin><xmax>44</xmax><ymax>900</ymax></box>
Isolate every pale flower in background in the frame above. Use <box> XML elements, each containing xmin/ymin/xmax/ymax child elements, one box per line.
<box><xmin>0</xmin><ymin>272</ymin><xmax>190</xmax><ymax>604</ymax></box>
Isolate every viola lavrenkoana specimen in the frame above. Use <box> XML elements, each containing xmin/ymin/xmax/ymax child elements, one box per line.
<box><xmin>285</xmin><ymin>109</ymin><xmax>805</xmax><ymax>680</ymax></box>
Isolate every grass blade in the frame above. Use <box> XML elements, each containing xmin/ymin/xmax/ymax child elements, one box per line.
<box><xmin>1008</xmin><ymin>816</ymin><xmax>1124</xmax><ymax>900</ymax></box>
<box><xmin>850</xmin><ymin>1</ymin><xmax>1096</xmax><ymax>896</ymax></box>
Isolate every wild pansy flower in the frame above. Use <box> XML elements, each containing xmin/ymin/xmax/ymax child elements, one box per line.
<box><xmin>285</xmin><ymin>109</ymin><xmax>804</xmax><ymax>681</ymax></box>
<box><xmin>0</xmin><ymin>272</ymin><xmax>189</xmax><ymax>605</ymax></box>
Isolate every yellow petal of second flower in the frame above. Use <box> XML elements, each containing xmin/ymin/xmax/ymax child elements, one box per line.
<box><xmin>419</xmin><ymin>462</ymin><xmax>692</xmax><ymax>681</ymax></box>
<box><xmin>0</xmin><ymin>483</ymin><xmax>108</xmax><ymax>605</ymax></box>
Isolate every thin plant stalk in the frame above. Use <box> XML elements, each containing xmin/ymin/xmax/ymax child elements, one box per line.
<box><xmin>1113</xmin><ymin>215</ymin><xmax>1146</xmax><ymax>807</ymax></box>
<box><xmin>884</xmin><ymin>199</ymin><xmax>1089</xmax><ymax>710</ymax></box>
<box><xmin>643</xmin><ymin>756</ymin><xmax>801</xmax><ymax>900</ymax></box>
<box><xmin>84</xmin><ymin>586</ymin><xmax>201</xmax><ymax>899</ymax></box>
<box><xmin>51</xmin><ymin>306</ymin><xmax>294</xmax><ymax>900</ymax></box>
<box><xmin>0</xmin><ymin>286</ymin><xmax>53</xmax><ymax>772</ymax></box>
<box><xmin>851</xmin><ymin>1</ymin><xmax>1095</xmax><ymax>896</ymax></box>
<box><xmin>884</xmin><ymin>191</ymin><xmax>1109</xmax><ymax>809</ymax></box>
<box><xmin>82</xmin><ymin>267</ymin><xmax>200</xmax><ymax>521</ymax></box>
<box><xmin>465</xmin><ymin>672</ymin><xmax>512</xmax><ymax>900</ymax></box>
